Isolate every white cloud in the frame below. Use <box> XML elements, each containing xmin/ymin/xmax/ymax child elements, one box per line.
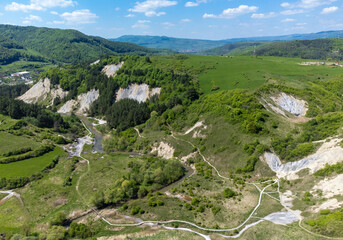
<box><xmin>162</xmin><ymin>21</ymin><xmax>175</xmax><ymax>27</ymax></box>
<box><xmin>180</xmin><ymin>18</ymin><xmax>191</xmax><ymax>23</ymax></box>
<box><xmin>125</xmin><ymin>14</ymin><xmax>135</xmax><ymax>17</ymax></box>
<box><xmin>281</xmin><ymin>18</ymin><xmax>296</xmax><ymax>22</ymax></box>
<box><xmin>296</xmin><ymin>22</ymin><xmax>307</xmax><ymax>25</ymax></box>
<box><xmin>129</xmin><ymin>0</ymin><xmax>177</xmax><ymax>17</ymax></box>
<box><xmin>60</xmin><ymin>9</ymin><xmax>98</xmax><ymax>24</ymax></box>
<box><xmin>132</xmin><ymin>20</ymin><xmax>151</xmax><ymax>29</ymax></box>
<box><xmin>50</xmin><ymin>11</ymin><xmax>58</xmax><ymax>15</ymax></box>
<box><xmin>47</xmin><ymin>20</ymin><xmax>65</xmax><ymax>24</ymax></box>
<box><xmin>251</xmin><ymin>12</ymin><xmax>277</xmax><ymax>19</ymax></box>
<box><xmin>115</xmin><ymin>7</ymin><xmax>120</xmax><ymax>11</ymax></box>
<box><xmin>321</xmin><ymin>6</ymin><xmax>338</xmax><ymax>14</ymax></box>
<box><xmin>145</xmin><ymin>11</ymin><xmax>165</xmax><ymax>17</ymax></box>
<box><xmin>25</xmin><ymin>14</ymin><xmax>42</xmax><ymax>21</ymax></box>
<box><xmin>203</xmin><ymin>5</ymin><xmax>258</xmax><ymax>19</ymax></box>
<box><xmin>22</xmin><ymin>20</ymin><xmax>31</xmax><ymax>24</ymax></box>
<box><xmin>6</xmin><ymin>0</ymin><xmax>76</xmax><ymax>12</ymax></box>
<box><xmin>281</xmin><ymin>0</ymin><xmax>336</xmax><ymax>9</ymax></box>
<box><xmin>281</xmin><ymin>9</ymin><xmax>305</xmax><ymax>15</ymax></box>
<box><xmin>185</xmin><ymin>0</ymin><xmax>207</xmax><ymax>7</ymax></box>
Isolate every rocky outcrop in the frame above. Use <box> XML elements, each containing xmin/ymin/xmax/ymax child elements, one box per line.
<box><xmin>58</xmin><ymin>89</ymin><xmax>99</xmax><ymax>116</ymax></box>
<box><xmin>102</xmin><ymin>62</ymin><xmax>124</xmax><ymax>78</ymax></box>
<box><xmin>151</xmin><ymin>142</ymin><xmax>175</xmax><ymax>160</ymax></box>
<box><xmin>270</xmin><ymin>93</ymin><xmax>308</xmax><ymax>117</ymax></box>
<box><xmin>116</xmin><ymin>83</ymin><xmax>161</xmax><ymax>103</ymax></box>
<box><xmin>18</xmin><ymin>78</ymin><xmax>68</xmax><ymax>105</ymax></box>
<box><xmin>263</xmin><ymin>138</ymin><xmax>343</xmax><ymax>180</ymax></box>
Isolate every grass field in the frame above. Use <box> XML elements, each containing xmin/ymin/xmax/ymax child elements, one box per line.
<box><xmin>0</xmin><ymin>197</ymin><xmax>29</xmax><ymax>232</ymax></box>
<box><xmin>197</xmin><ymin>56</ymin><xmax>343</xmax><ymax>94</ymax></box>
<box><xmin>0</xmin><ymin>132</ymin><xmax>40</xmax><ymax>155</ymax></box>
<box><xmin>0</xmin><ymin>147</ymin><xmax>65</xmax><ymax>178</ymax></box>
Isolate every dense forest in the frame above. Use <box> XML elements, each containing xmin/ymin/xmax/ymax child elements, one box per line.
<box><xmin>0</xmin><ymin>25</ymin><xmax>174</xmax><ymax>64</ymax></box>
<box><xmin>43</xmin><ymin>56</ymin><xmax>200</xmax><ymax>131</ymax></box>
<box><xmin>0</xmin><ymin>35</ymin><xmax>46</xmax><ymax>65</ymax></box>
<box><xmin>92</xmin><ymin>157</ymin><xmax>186</xmax><ymax>208</ymax></box>
<box><xmin>0</xmin><ymin>84</ymin><xmax>29</xmax><ymax>98</ymax></box>
<box><xmin>0</xmin><ymin>96</ymin><xmax>74</xmax><ymax>131</ymax></box>
<box><xmin>254</xmin><ymin>39</ymin><xmax>343</xmax><ymax>60</ymax></box>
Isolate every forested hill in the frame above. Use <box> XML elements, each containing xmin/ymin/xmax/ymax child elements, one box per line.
<box><xmin>254</xmin><ymin>39</ymin><xmax>343</xmax><ymax>60</ymax></box>
<box><xmin>0</xmin><ymin>35</ymin><xmax>46</xmax><ymax>65</ymax></box>
<box><xmin>202</xmin><ymin>38</ymin><xmax>343</xmax><ymax>60</ymax></box>
<box><xmin>199</xmin><ymin>42</ymin><xmax>266</xmax><ymax>56</ymax></box>
<box><xmin>0</xmin><ymin>25</ymin><xmax>173</xmax><ymax>64</ymax></box>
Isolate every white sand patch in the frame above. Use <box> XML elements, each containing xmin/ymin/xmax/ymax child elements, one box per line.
<box><xmin>57</xmin><ymin>99</ymin><xmax>78</xmax><ymax>114</ymax></box>
<box><xmin>102</xmin><ymin>62</ymin><xmax>124</xmax><ymax>78</ymax></box>
<box><xmin>270</xmin><ymin>93</ymin><xmax>308</xmax><ymax>117</ymax></box>
<box><xmin>312</xmin><ymin>174</ymin><xmax>343</xmax><ymax>199</ymax></box>
<box><xmin>66</xmin><ymin>135</ymin><xmax>93</xmax><ymax>157</ymax></box>
<box><xmin>181</xmin><ymin>152</ymin><xmax>197</xmax><ymax>162</ymax></box>
<box><xmin>263</xmin><ymin>138</ymin><xmax>343</xmax><ymax>180</ymax></box>
<box><xmin>90</xmin><ymin>59</ymin><xmax>100</xmax><ymax>66</ymax></box>
<box><xmin>116</xmin><ymin>83</ymin><xmax>161</xmax><ymax>103</ymax></box>
<box><xmin>18</xmin><ymin>78</ymin><xmax>68</xmax><ymax>105</ymax></box>
<box><xmin>184</xmin><ymin>121</ymin><xmax>207</xmax><ymax>135</ymax></box>
<box><xmin>91</xmin><ymin>118</ymin><xmax>107</xmax><ymax>126</ymax></box>
<box><xmin>151</xmin><ymin>142</ymin><xmax>174</xmax><ymax>159</ymax></box>
<box><xmin>311</xmin><ymin>198</ymin><xmax>343</xmax><ymax>213</ymax></box>
<box><xmin>76</xmin><ymin>89</ymin><xmax>99</xmax><ymax>115</ymax></box>
<box><xmin>280</xmin><ymin>190</ymin><xmax>294</xmax><ymax>208</ymax></box>
<box><xmin>58</xmin><ymin>89</ymin><xmax>99</xmax><ymax>116</ymax></box>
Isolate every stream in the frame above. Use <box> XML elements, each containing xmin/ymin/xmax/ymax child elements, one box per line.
<box><xmin>79</xmin><ymin>116</ymin><xmax>104</xmax><ymax>153</ymax></box>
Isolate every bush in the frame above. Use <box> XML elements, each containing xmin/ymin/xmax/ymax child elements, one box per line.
<box><xmin>224</xmin><ymin>188</ymin><xmax>237</xmax><ymax>198</ymax></box>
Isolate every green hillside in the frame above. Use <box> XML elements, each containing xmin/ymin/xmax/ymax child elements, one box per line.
<box><xmin>2</xmin><ymin>54</ymin><xmax>343</xmax><ymax>239</ymax></box>
<box><xmin>199</xmin><ymin>41</ymin><xmax>268</xmax><ymax>56</ymax></box>
<box><xmin>0</xmin><ymin>35</ymin><xmax>46</xmax><ymax>65</ymax></box>
<box><xmin>0</xmin><ymin>25</ymin><xmax>173</xmax><ymax>65</ymax></box>
<box><xmin>254</xmin><ymin>39</ymin><xmax>343</xmax><ymax>60</ymax></box>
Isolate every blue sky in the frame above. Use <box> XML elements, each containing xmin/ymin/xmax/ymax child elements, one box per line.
<box><xmin>0</xmin><ymin>0</ymin><xmax>342</xmax><ymax>40</ymax></box>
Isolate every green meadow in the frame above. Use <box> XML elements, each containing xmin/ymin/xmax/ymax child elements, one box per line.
<box><xmin>0</xmin><ymin>132</ymin><xmax>40</xmax><ymax>155</ymax></box>
<box><xmin>0</xmin><ymin>147</ymin><xmax>65</xmax><ymax>178</ymax></box>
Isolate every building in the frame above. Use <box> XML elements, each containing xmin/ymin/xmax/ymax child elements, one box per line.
<box><xmin>11</xmin><ymin>71</ymin><xmax>30</xmax><ymax>78</ymax></box>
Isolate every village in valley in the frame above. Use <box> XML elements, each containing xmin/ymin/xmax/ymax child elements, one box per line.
<box><xmin>0</xmin><ymin>71</ymin><xmax>33</xmax><ymax>85</ymax></box>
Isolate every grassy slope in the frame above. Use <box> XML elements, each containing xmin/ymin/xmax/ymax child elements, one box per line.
<box><xmin>0</xmin><ymin>147</ymin><xmax>65</xmax><ymax>178</ymax></box>
<box><xmin>2</xmin><ymin>55</ymin><xmax>343</xmax><ymax>238</ymax></box>
<box><xmin>0</xmin><ymin>132</ymin><xmax>39</xmax><ymax>155</ymax></box>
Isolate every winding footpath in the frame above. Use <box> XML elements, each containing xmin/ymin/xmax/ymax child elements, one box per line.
<box><xmin>73</xmin><ymin>122</ymin><xmax>291</xmax><ymax>239</ymax></box>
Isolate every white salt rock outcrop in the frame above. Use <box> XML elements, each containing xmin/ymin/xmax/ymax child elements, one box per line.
<box><xmin>263</xmin><ymin>138</ymin><xmax>343</xmax><ymax>180</ymax></box>
<box><xmin>58</xmin><ymin>89</ymin><xmax>99</xmax><ymax>116</ymax></box>
<box><xmin>271</xmin><ymin>93</ymin><xmax>308</xmax><ymax>117</ymax></box>
<box><xmin>18</xmin><ymin>78</ymin><xmax>68</xmax><ymax>105</ymax></box>
<box><xmin>116</xmin><ymin>83</ymin><xmax>161</xmax><ymax>103</ymax></box>
<box><xmin>102</xmin><ymin>62</ymin><xmax>124</xmax><ymax>78</ymax></box>
<box><xmin>151</xmin><ymin>142</ymin><xmax>175</xmax><ymax>160</ymax></box>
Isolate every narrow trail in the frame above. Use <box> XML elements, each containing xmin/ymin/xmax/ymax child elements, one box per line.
<box><xmin>73</xmin><ymin>121</ymin><xmax>339</xmax><ymax>239</ymax></box>
<box><xmin>0</xmin><ymin>190</ymin><xmax>23</xmax><ymax>206</ymax></box>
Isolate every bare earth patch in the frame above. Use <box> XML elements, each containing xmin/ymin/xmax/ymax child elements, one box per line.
<box><xmin>312</xmin><ymin>174</ymin><xmax>343</xmax><ymax>199</ymax></box>
<box><xmin>151</xmin><ymin>142</ymin><xmax>175</xmax><ymax>159</ymax></box>
<box><xmin>263</xmin><ymin>138</ymin><xmax>343</xmax><ymax>180</ymax></box>
<box><xmin>310</xmin><ymin>198</ymin><xmax>343</xmax><ymax>213</ymax></box>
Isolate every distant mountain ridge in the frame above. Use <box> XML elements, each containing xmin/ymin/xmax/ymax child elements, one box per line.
<box><xmin>112</xmin><ymin>35</ymin><xmax>225</xmax><ymax>53</ymax></box>
<box><xmin>112</xmin><ymin>30</ymin><xmax>343</xmax><ymax>53</ymax></box>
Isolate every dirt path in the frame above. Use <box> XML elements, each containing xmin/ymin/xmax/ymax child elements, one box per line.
<box><xmin>0</xmin><ymin>190</ymin><xmax>23</xmax><ymax>206</ymax></box>
<box><xmin>73</xmin><ymin>122</ymin><xmax>329</xmax><ymax>239</ymax></box>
